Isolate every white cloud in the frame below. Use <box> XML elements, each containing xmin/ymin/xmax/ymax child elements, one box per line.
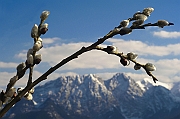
<box><xmin>95</xmin><ymin>72</ymin><xmax>118</xmax><ymax>80</ymax></box>
<box><xmin>109</xmin><ymin>38</ymin><xmax>180</xmax><ymax>56</ymax></box>
<box><xmin>0</xmin><ymin>72</ymin><xmax>16</xmax><ymax>90</ymax></box>
<box><xmin>0</xmin><ymin>70</ymin><xmax>62</xmax><ymax>91</ymax></box>
<box><xmin>126</xmin><ymin>72</ymin><xmax>153</xmax><ymax>81</ymax></box>
<box><xmin>17</xmin><ymin>39</ymin><xmax>180</xmax><ymax>71</ymax></box>
<box><xmin>42</xmin><ymin>37</ymin><xmax>61</xmax><ymax>44</ymax></box>
<box><xmin>34</xmin><ymin>42</ymin><xmax>120</xmax><ymax>70</ymax></box>
<box><xmin>153</xmin><ymin>30</ymin><xmax>180</xmax><ymax>38</ymax></box>
<box><xmin>125</xmin><ymin>58</ymin><xmax>180</xmax><ymax>83</ymax></box>
<box><xmin>12</xmin><ymin>37</ymin><xmax>180</xmax><ymax>84</ymax></box>
<box><xmin>0</xmin><ymin>62</ymin><xmax>18</xmax><ymax>68</ymax></box>
<box><xmin>15</xmin><ymin>50</ymin><xmax>27</xmax><ymax>60</ymax></box>
<box><xmin>17</xmin><ymin>38</ymin><xmax>180</xmax><ymax>63</ymax></box>
<box><xmin>154</xmin><ymin>59</ymin><xmax>180</xmax><ymax>79</ymax></box>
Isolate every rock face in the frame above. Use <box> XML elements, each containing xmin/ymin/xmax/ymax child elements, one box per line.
<box><xmin>2</xmin><ymin>73</ymin><xmax>180</xmax><ymax>119</ymax></box>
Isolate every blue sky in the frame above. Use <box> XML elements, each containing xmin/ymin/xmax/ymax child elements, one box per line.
<box><xmin>0</xmin><ymin>1</ymin><xmax>180</xmax><ymax>89</ymax></box>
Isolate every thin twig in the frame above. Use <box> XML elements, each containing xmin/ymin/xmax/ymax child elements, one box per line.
<box><xmin>94</xmin><ymin>46</ymin><xmax>158</xmax><ymax>83</ymax></box>
<box><xmin>0</xmin><ymin>8</ymin><xmax>173</xmax><ymax>117</ymax></box>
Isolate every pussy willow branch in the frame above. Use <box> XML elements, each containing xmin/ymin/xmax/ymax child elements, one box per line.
<box><xmin>2</xmin><ymin>24</ymin><xmax>145</xmax><ymax>96</ymax></box>
<box><xmin>5</xmin><ymin>23</ymin><xmax>44</xmax><ymax>95</ymax></box>
<box><xmin>0</xmin><ymin>15</ymin><xmax>46</xmax><ymax>118</ymax></box>
<box><xmin>0</xmin><ymin>19</ymin><xmax>171</xmax><ymax>118</ymax></box>
<box><xmin>0</xmin><ymin>33</ymin><xmax>110</xmax><ymax>117</ymax></box>
<box><xmin>0</xmin><ymin>25</ymin><xmax>160</xmax><ymax>117</ymax></box>
<box><xmin>0</xmin><ymin>33</ymin><xmax>158</xmax><ymax>117</ymax></box>
<box><xmin>94</xmin><ymin>46</ymin><xmax>158</xmax><ymax>83</ymax></box>
<box><xmin>27</xmin><ymin>19</ymin><xmax>44</xmax><ymax>87</ymax></box>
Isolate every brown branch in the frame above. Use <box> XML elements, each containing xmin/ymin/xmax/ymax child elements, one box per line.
<box><xmin>4</xmin><ymin>12</ymin><xmax>45</xmax><ymax>101</ymax></box>
<box><xmin>0</xmin><ymin>33</ymin><xmax>111</xmax><ymax>117</ymax></box>
<box><xmin>0</xmin><ymin>25</ymin><xmax>160</xmax><ymax>117</ymax></box>
<box><xmin>27</xmin><ymin>50</ymin><xmax>37</xmax><ymax>87</ymax></box>
<box><xmin>0</xmin><ymin>9</ymin><xmax>173</xmax><ymax>117</ymax></box>
<box><xmin>0</xmin><ymin>11</ymin><xmax>48</xmax><ymax>117</ymax></box>
<box><xmin>27</xmin><ymin>67</ymin><xmax>33</xmax><ymax>86</ymax></box>
<box><xmin>94</xmin><ymin>46</ymin><xmax>158</xmax><ymax>83</ymax></box>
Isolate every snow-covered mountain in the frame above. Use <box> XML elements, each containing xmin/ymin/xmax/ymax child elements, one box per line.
<box><xmin>2</xmin><ymin>73</ymin><xmax>180</xmax><ymax>119</ymax></box>
<box><xmin>171</xmin><ymin>82</ymin><xmax>180</xmax><ymax>97</ymax></box>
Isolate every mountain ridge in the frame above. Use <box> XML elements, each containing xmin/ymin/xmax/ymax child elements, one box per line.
<box><xmin>2</xmin><ymin>73</ymin><xmax>180</xmax><ymax>119</ymax></box>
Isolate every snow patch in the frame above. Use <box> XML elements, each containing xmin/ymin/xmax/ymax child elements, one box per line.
<box><xmin>136</xmin><ymin>78</ymin><xmax>173</xmax><ymax>91</ymax></box>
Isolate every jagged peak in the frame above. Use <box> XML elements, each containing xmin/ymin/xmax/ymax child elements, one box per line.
<box><xmin>108</xmin><ymin>73</ymin><xmax>136</xmax><ymax>86</ymax></box>
<box><xmin>81</xmin><ymin>74</ymin><xmax>104</xmax><ymax>85</ymax></box>
<box><xmin>6</xmin><ymin>72</ymin><xmax>180</xmax><ymax>119</ymax></box>
<box><xmin>37</xmin><ymin>74</ymin><xmax>104</xmax><ymax>90</ymax></box>
<box><xmin>137</xmin><ymin>78</ymin><xmax>172</xmax><ymax>91</ymax></box>
<box><xmin>83</xmin><ymin>73</ymin><xmax>101</xmax><ymax>79</ymax></box>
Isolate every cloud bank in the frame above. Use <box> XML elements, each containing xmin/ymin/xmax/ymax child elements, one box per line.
<box><xmin>16</xmin><ymin>37</ymin><xmax>180</xmax><ymax>83</ymax></box>
<box><xmin>153</xmin><ymin>30</ymin><xmax>180</xmax><ymax>38</ymax></box>
<box><xmin>1</xmin><ymin>35</ymin><xmax>180</xmax><ymax>90</ymax></box>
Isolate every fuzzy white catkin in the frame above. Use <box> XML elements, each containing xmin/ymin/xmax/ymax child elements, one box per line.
<box><xmin>35</xmin><ymin>54</ymin><xmax>42</xmax><ymax>60</ymax></box>
<box><xmin>127</xmin><ymin>52</ymin><xmax>138</xmax><ymax>60</ymax></box>
<box><xmin>16</xmin><ymin>62</ymin><xmax>26</xmax><ymax>72</ymax></box>
<box><xmin>33</xmin><ymin>41</ymin><xmax>42</xmax><ymax>52</ymax></box>
<box><xmin>119</xmin><ymin>27</ymin><xmax>132</xmax><ymax>36</ymax></box>
<box><xmin>134</xmin><ymin>64</ymin><xmax>141</xmax><ymax>70</ymax></box>
<box><xmin>29</xmin><ymin>87</ymin><xmax>35</xmax><ymax>94</ymax></box>
<box><xmin>157</xmin><ymin>20</ymin><xmax>169</xmax><ymax>28</ymax></box>
<box><xmin>31</xmin><ymin>24</ymin><xmax>39</xmax><ymax>38</ymax></box>
<box><xmin>17</xmin><ymin>87</ymin><xmax>33</xmax><ymax>101</ymax></box>
<box><xmin>37</xmin><ymin>37</ymin><xmax>42</xmax><ymax>42</ymax></box>
<box><xmin>145</xmin><ymin>63</ymin><xmax>156</xmax><ymax>71</ymax></box>
<box><xmin>17</xmin><ymin>87</ymin><xmax>29</xmax><ymax>98</ymax></box>
<box><xmin>132</xmin><ymin>19</ymin><xmax>144</xmax><ymax>26</ymax></box>
<box><xmin>120</xmin><ymin>19</ymin><xmax>130</xmax><ymax>28</ymax></box>
<box><xmin>27</xmin><ymin>54</ymin><xmax>34</xmax><ymax>65</ymax></box>
<box><xmin>24</xmin><ymin>93</ymin><xmax>33</xmax><ymax>100</ymax></box>
<box><xmin>111</xmin><ymin>46</ymin><xmax>117</xmax><ymax>53</ymax></box>
<box><xmin>27</xmin><ymin>48</ymin><xmax>34</xmax><ymax>58</ymax></box>
<box><xmin>10</xmin><ymin>76</ymin><xmax>18</xmax><ymax>84</ymax></box>
<box><xmin>40</xmin><ymin>23</ymin><xmax>48</xmax><ymax>30</ymax></box>
<box><xmin>135</xmin><ymin>14</ymin><xmax>147</xmax><ymax>21</ymax></box>
<box><xmin>34</xmin><ymin>54</ymin><xmax>42</xmax><ymax>63</ymax></box>
<box><xmin>40</xmin><ymin>11</ymin><xmax>50</xmax><ymax>21</ymax></box>
<box><xmin>6</xmin><ymin>87</ymin><xmax>16</xmax><ymax>97</ymax></box>
<box><xmin>17</xmin><ymin>87</ymin><xmax>24</xmax><ymax>94</ymax></box>
<box><xmin>143</xmin><ymin>7</ymin><xmax>154</xmax><ymax>16</ymax></box>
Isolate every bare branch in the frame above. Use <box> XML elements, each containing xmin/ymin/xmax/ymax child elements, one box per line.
<box><xmin>0</xmin><ymin>7</ymin><xmax>174</xmax><ymax>117</ymax></box>
<box><xmin>94</xmin><ymin>46</ymin><xmax>158</xmax><ymax>82</ymax></box>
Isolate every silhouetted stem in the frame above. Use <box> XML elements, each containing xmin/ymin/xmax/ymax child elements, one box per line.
<box><xmin>94</xmin><ymin>46</ymin><xmax>158</xmax><ymax>83</ymax></box>
<box><xmin>0</xmin><ymin>20</ymin><xmax>165</xmax><ymax>117</ymax></box>
<box><xmin>0</xmin><ymin>34</ymin><xmax>110</xmax><ymax>117</ymax></box>
<box><xmin>27</xmin><ymin>66</ymin><xmax>33</xmax><ymax>86</ymax></box>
